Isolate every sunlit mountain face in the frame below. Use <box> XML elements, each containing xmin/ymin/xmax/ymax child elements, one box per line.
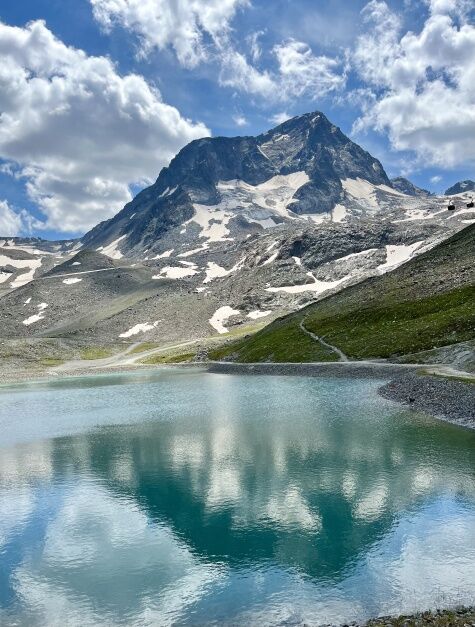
<box><xmin>1</xmin><ymin>370</ymin><xmax>475</xmax><ymax>625</ymax></box>
<box><xmin>1</xmin><ymin>111</ymin><xmax>473</xmax><ymax>346</ymax></box>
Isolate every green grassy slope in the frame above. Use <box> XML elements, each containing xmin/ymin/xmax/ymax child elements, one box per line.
<box><xmin>210</xmin><ymin>224</ymin><xmax>475</xmax><ymax>363</ymax></box>
<box><xmin>210</xmin><ymin>317</ymin><xmax>338</xmax><ymax>363</ymax></box>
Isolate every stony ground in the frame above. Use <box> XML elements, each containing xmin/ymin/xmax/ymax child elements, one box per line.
<box><xmin>379</xmin><ymin>371</ymin><xmax>475</xmax><ymax>429</ymax></box>
<box><xmin>361</xmin><ymin>607</ymin><xmax>475</xmax><ymax>627</ymax></box>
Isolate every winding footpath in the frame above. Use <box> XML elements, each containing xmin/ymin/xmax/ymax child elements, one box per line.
<box><xmin>299</xmin><ymin>316</ymin><xmax>349</xmax><ymax>362</ymax></box>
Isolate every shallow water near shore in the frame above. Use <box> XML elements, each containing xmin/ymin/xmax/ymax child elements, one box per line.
<box><xmin>0</xmin><ymin>368</ymin><xmax>474</xmax><ymax>626</ymax></box>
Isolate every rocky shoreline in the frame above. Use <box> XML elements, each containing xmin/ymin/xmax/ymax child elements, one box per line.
<box><xmin>206</xmin><ymin>360</ymin><xmax>419</xmax><ymax>379</ymax></box>
<box><xmin>379</xmin><ymin>371</ymin><xmax>475</xmax><ymax>429</ymax></box>
<box><xmin>361</xmin><ymin>606</ymin><xmax>475</xmax><ymax>626</ymax></box>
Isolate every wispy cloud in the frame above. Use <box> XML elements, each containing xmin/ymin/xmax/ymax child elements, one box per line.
<box><xmin>90</xmin><ymin>0</ymin><xmax>249</xmax><ymax>68</ymax></box>
<box><xmin>269</xmin><ymin>112</ymin><xmax>291</xmax><ymax>125</ymax></box>
<box><xmin>232</xmin><ymin>114</ymin><xmax>248</xmax><ymax>127</ymax></box>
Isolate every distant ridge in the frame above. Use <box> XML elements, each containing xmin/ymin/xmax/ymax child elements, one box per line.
<box><xmin>445</xmin><ymin>180</ymin><xmax>475</xmax><ymax>195</ymax></box>
<box><xmin>391</xmin><ymin>177</ymin><xmax>431</xmax><ymax>197</ymax></box>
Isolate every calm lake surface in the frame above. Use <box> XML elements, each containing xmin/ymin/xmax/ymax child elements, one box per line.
<box><xmin>0</xmin><ymin>368</ymin><xmax>474</xmax><ymax>626</ymax></box>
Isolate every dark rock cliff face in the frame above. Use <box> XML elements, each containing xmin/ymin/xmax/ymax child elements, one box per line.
<box><xmin>391</xmin><ymin>177</ymin><xmax>431</xmax><ymax>197</ymax></box>
<box><xmin>82</xmin><ymin>111</ymin><xmax>391</xmax><ymax>251</ymax></box>
<box><xmin>445</xmin><ymin>180</ymin><xmax>475</xmax><ymax>195</ymax></box>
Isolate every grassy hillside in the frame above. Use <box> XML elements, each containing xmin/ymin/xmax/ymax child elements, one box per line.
<box><xmin>210</xmin><ymin>224</ymin><xmax>475</xmax><ymax>363</ymax></box>
<box><xmin>210</xmin><ymin>317</ymin><xmax>338</xmax><ymax>363</ymax></box>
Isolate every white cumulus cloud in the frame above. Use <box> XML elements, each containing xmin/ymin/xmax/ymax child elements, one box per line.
<box><xmin>0</xmin><ymin>200</ymin><xmax>28</xmax><ymax>237</ymax></box>
<box><xmin>0</xmin><ymin>20</ymin><xmax>209</xmax><ymax>233</ymax></box>
<box><xmin>353</xmin><ymin>0</ymin><xmax>475</xmax><ymax>168</ymax></box>
<box><xmin>90</xmin><ymin>0</ymin><xmax>249</xmax><ymax>68</ymax></box>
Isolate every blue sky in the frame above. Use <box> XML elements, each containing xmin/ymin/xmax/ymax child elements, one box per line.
<box><xmin>0</xmin><ymin>0</ymin><xmax>474</xmax><ymax>239</ymax></box>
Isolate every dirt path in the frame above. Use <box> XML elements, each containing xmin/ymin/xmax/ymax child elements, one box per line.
<box><xmin>51</xmin><ymin>337</ymin><xmax>208</xmax><ymax>374</ymax></box>
<box><xmin>115</xmin><ymin>338</ymin><xmax>203</xmax><ymax>366</ymax></box>
<box><xmin>41</xmin><ymin>267</ymin><xmax>132</xmax><ymax>279</ymax></box>
<box><xmin>52</xmin><ymin>341</ymin><xmax>144</xmax><ymax>372</ymax></box>
<box><xmin>299</xmin><ymin>317</ymin><xmax>349</xmax><ymax>362</ymax></box>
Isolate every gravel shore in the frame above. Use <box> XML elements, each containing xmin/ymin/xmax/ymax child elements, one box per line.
<box><xmin>379</xmin><ymin>371</ymin><xmax>475</xmax><ymax>429</ymax></box>
<box><xmin>206</xmin><ymin>361</ymin><xmax>418</xmax><ymax>379</ymax></box>
<box><xmin>361</xmin><ymin>606</ymin><xmax>475</xmax><ymax>627</ymax></box>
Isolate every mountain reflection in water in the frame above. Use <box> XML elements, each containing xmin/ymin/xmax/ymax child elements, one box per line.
<box><xmin>0</xmin><ymin>370</ymin><xmax>474</xmax><ymax>626</ymax></box>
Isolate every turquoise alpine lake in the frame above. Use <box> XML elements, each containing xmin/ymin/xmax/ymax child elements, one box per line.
<box><xmin>0</xmin><ymin>368</ymin><xmax>474</xmax><ymax>626</ymax></box>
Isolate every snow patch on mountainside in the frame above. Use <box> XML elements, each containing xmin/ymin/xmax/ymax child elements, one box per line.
<box><xmin>378</xmin><ymin>242</ymin><xmax>423</xmax><ymax>271</ymax></box>
<box><xmin>119</xmin><ymin>321</ymin><xmax>159</xmax><ymax>338</ymax></box>
<box><xmin>186</xmin><ymin>172</ymin><xmax>310</xmax><ymax>244</ymax></box>
<box><xmin>159</xmin><ymin>186</ymin><xmax>177</xmax><ymax>198</ymax></box>
<box><xmin>63</xmin><ymin>278</ymin><xmax>82</xmax><ymax>285</ymax></box>
<box><xmin>377</xmin><ymin>184</ymin><xmax>406</xmax><ymax>197</ymax></box>
<box><xmin>342</xmin><ymin>178</ymin><xmax>379</xmax><ymax>209</ymax></box>
<box><xmin>267</xmin><ymin>273</ymin><xmax>347</xmax><ymax>295</ymax></box>
<box><xmin>342</xmin><ymin>178</ymin><xmax>412</xmax><ymax>213</ymax></box>
<box><xmin>263</xmin><ymin>251</ymin><xmax>279</xmax><ymax>266</ymax></box>
<box><xmin>0</xmin><ymin>254</ymin><xmax>44</xmax><ymax>289</ymax></box>
<box><xmin>209</xmin><ymin>306</ymin><xmax>240</xmax><ymax>334</ymax></box>
<box><xmin>10</xmin><ymin>262</ymin><xmax>43</xmax><ymax>289</ymax></box>
<box><xmin>187</xmin><ymin>204</ymin><xmax>233</xmax><ymax>243</ymax></box>
<box><xmin>152</xmin><ymin>249</ymin><xmax>174</xmax><ymax>259</ymax></box>
<box><xmin>257</xmin><ymin>145</ymin><xmax>270</xmax><ymax>160</ymax></box>
<box><xmin>203</xmin><ymin>262</ymin><xmax>232</xmax><ymax>284</ymax></box>
<box><xmin>97</xmin><ymin>235</ymin><xmax>127</xmax><ymax>259</ymax></box>
<box><xmin>154</xmin><ymin>266</ymin><xmax>198</xmax><ymax>279</ymax></box>
<box><xmin>23</xmin><ymin>303</ymin><xmax>48</xmax><ymax>326</ymax></box>
<box><xmin>0</xmin><ymin>241</ymin><xmax>55</xmax><ymax>256</ymax></box>
<box><xmin>307</xmin><ymin>214</ymin><xmax>328</xmax><ymax>225</ymax></box>
<box><xmin>248</xmin><ymin>217</ymin><xmax>278</xmax><ymax>229</ymax></box>
<box><xmin>332</xmin><ymin>205</ymin><xmax>347</xmax><ymax>223</ymax></box>
<box><xmin>395</xmin><ymin>208</ymin><xmax>445</xmax><ymax>222</ymax></box>
<box><xmin>203</xmin><ymin>256</ymin><xmax>247</xmax><ymax>283</ymax></box>
<box><xmin>253</xmin><ymin>172</ymin><xmax>309</xmax><ymax>217</ymax></box>
<box><xmin>334</xmin><ymin>249</ymin><xmax>379</xmax><ymax>264</ymax></box>
<box><xmin>178</xmin><ymin>245</ymin><xmax>209</xmax><ymax>258</ymax></box>
<box><xmin>447</xmin><ymin>208</ymin><xmax>475</xmax><ymax>222</ymax></box>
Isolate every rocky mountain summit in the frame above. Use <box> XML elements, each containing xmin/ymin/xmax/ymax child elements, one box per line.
<box><xmin>1</xmin><ymin>111</ymin><xmax>474</xmax><ymax>346</ymax></box>
<box><xmin>82</xmin><ymin>111</ymin><xmax>391</xmax><ymax>257</ymax></box>
<box><xmin>390</xmin><ymin>177</ymin><xmax>431</xmax><ymax>197</ymax></box>
<box><xmin>445</xmin><ymin>180</ymin><xmax>475</xmax><ymax>195</ymax></box>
